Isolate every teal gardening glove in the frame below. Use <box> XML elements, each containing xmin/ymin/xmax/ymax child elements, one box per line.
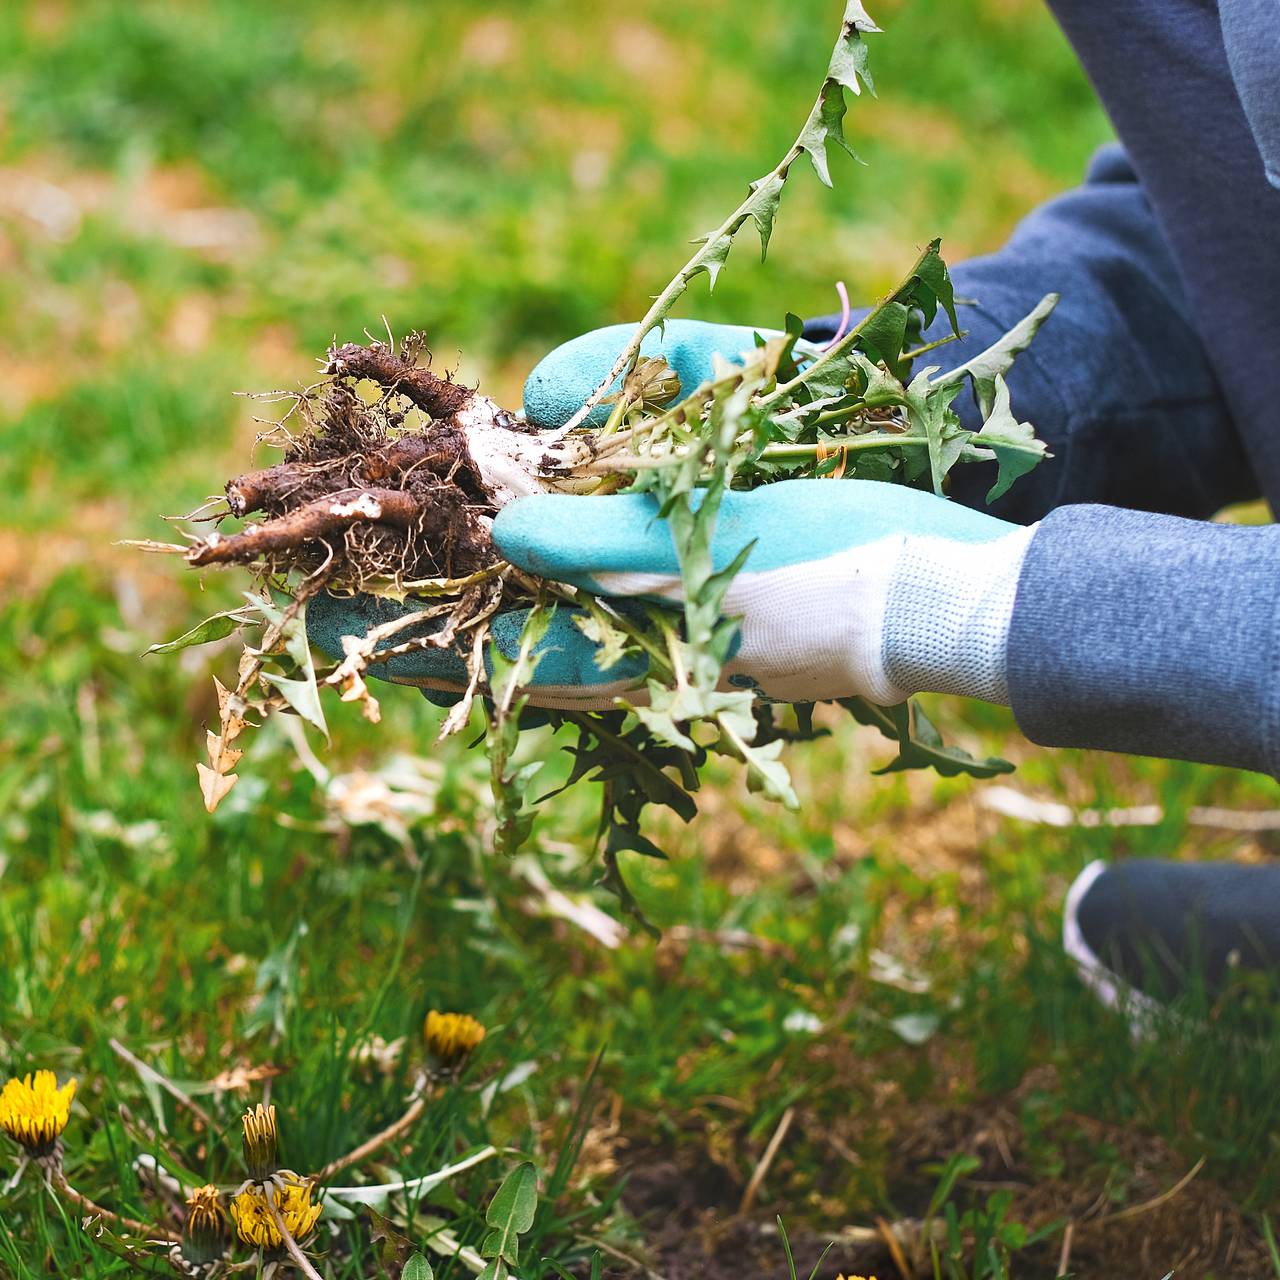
<box><xmin>307</xmin><ymin>322</ymin><xmax>1037</xmax><ymax>707</ymax></box>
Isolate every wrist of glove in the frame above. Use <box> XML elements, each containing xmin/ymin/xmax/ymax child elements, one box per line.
<box><xmin>880</xmin><ymin>523</ymin><xmax>1036</xmax><ymax>704</ymax></box>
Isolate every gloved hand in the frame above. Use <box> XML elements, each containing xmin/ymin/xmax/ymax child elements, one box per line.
<box><xmin>308</xmin><ymin>321</ymin><xmax>1036</xmax><ymax>708</ymax></box>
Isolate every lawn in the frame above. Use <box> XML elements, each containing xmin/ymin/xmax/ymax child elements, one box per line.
<box><xmin>2</xmin><ymin>2</ymin><xmax>1280</xmax><ymax>1277</ymax></box>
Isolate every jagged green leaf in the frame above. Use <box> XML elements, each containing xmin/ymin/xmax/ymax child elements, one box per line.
<box><xmin>974</xmin><ymin>374</ymin><xmax>1049</xmax><ymax>502</ymax></box>
<box><xmin>746</xmin><ymin>171</ymin><xmax>787</xmax><ymax>260</ymax></box>
<box><xmin>839</xmin><ymin>698</ymin><xmax>1014</xmax><ymax>779</ymax></box>
<box><xmin>798</xmin><ymin>2</ymin><xmax>877</xmax><ymax>185</ymax></box>
<box><xmin>933</xmin><ymin>292</ymin><xmax>1059</xmax><ymax>416</ymax></box>
<box><xmin>897</xmin><ymin>238</ymin><xmax>959</xmax><ymax>334</ymax></box>
<box><xmin>259</xmin><ymin>670</ymin><xmax>328</xmax><ymax>734</ymax></box>
<box><xmin>855</xmin><ymin>301</ymin><xmax>911</xmax><ymax>378</ymax></box>
<box><xmin>688</xmin><ymin>229</ymin><xmax>734</xmax><ymax>289</ymax></box>
<box><xmin>605</xmin><ymin>822</ymin><xmax>668</xmax><ymax>862</ymax></box>
<box><xmin>904</xmin><ymin>368</ymin><xmax>967</xmax><ymax>496</ymax></box>
<box><xmin>852</xmin><ymin>351</ymin><xmax>909</xmax><ymax>408</ymax></box>
<box><xmin>365</xmin><ymin>1207</ymin><xmax>417</xmax><ymax>1269</ymax></box>
<box><xmin>632</xmin><ymin>686</ymin><xmax>698</xmax><ymax>754</ymax></box>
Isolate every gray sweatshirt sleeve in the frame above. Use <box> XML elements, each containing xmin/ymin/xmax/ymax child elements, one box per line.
<box><xmin>1221</xmin><ymin>0</ymin><xmax>1280</xmax><ymax>190</ymax></box>
<box><xmin>1007</xmin><ymin>505</ymin><xmax>1280</xmax><ymax>777</ymax></box>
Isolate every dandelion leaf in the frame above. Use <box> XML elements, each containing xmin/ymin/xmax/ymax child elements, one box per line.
<box><xmin>976</xmin><ymin>375</ymin><xmax>1049</xmax><ymax>503</ymax></box>
<box><xmin>934</xmin><ymin>291</ymin><xmax>1059</xmax><ymax>417</ymax></box>
<box><xmin>800</xmin><ymin>2</ymin><xmax>878</xmax><ymax>185</ymax></box>
<box><xmin>688</xmin><ymin>229</ymin><xmax>734</xmax><ymax>289</ymax></box>
<box><xmin>839</xmin><ymin>698</ymin><xmax>1014</xmax><ymax>779</ymax></box>
<box><xmin>197</xmin><ymin>762</ymin><xmax>238</xmax><ymax>813</ymax></box>
<box><xmin>143</xmin><ymin>608</ymin><xmax>249</xmax><ymax>656</ymax></box>
<box><xmin>481</xmin><ymin>1161</ymin><xmax>538</xmax><ymax>1267</ymax></box>
<box><xmin>904</xmin><ymin>369</ymin><xmax>967</xmax><ymax>496</ymax></box>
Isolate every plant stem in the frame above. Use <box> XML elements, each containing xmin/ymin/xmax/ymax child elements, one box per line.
<box><xmin>811</xmin><ymin>399</ymin><xmax>868</xmax><ymax>427</ymax></box>
<box><xmin>760</xmin><ymin>434</ymin><xmax>930</xmax><ymax>460</ymax></box>
<box><xmin>311</xmin><ymin>1093</ymin><xmax>428</xmax><ymax>1184</ymax></box>
<box><xmin>550</xmin><ymin>12</ymin><xmax>871</xmax><ymax>440</ymax></box>
<box><xmin>265</xmin><ymin>1192</ymin><xmax>324</xmax><ymax>1280</ymax></box>
<box><xmin>321</xmin><ymin>1145</ymin><xmax>500</xmax><ymax>1200</ymax></box>
<box><xmin>759</xmin><ymin>240</ymin><xmax>940</xmax><ymax>410</ymax></box>
<box><xmin>899</xmin><ymin>330</ymin><xmax>965</xmax><ymax>362</ymax></box>
<box><xmin>549</xmin><ymin>192</ymin><xmax>801</xmax><ymax>442</ymax></box>
<box><xmin>109</xmin><ymin>1038</ymin><xmax>216</xmax><ymax>1134</ymax></box>
<box><xmin>50</xmin><ymin>1170</ymin><xmax>180</xmax><ymax>1242</ymax></box>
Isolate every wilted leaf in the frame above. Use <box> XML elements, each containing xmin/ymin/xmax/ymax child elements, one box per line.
<box><xmin>212</xmin><ymin>677</ymin><xmax>248</xmax><ymax>744</ymax></box>
<box><xmin>207</xmin><ymin>1062</ymin><xmax>285</xmax><ymax>1094</ymax></box>
<box><xmin>197</xmin><ymin>762</ymin><xmax>238</xmax><ymax>813</ymax></box>
<box><xmin>573</xmin><ymin>611</ymin><xmax>633</xmax><ymax>673</ymax></box>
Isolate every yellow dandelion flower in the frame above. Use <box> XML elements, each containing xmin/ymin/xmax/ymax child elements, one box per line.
<box><xmin>229</xmin><ymin>1180</ymin><xmax>322</xmax><ymax>1250</ymax></box>
<box><xmin>835</xmin><ymin>1274</ymin><xmax>878</xmax><ymax>1280</ymax></box>
<box><xmin>241</xmin><ymin>1102</ymin><xmax>279</xmax><ymax>1181</ymax></box>
<box><xmin>0</xmin><ymin>1071</ymin><xmax>76</xmax><ymax>1156</ymax></box>
<box><xmin>424</xmin><ymin>1010</ymin><xmax>486</xmax><ymax>1071</ymax></box>
<box><xmin>182</xmin><ymin>1184</ymin><xmax>226</xmax><ymax>1265</ymax></box>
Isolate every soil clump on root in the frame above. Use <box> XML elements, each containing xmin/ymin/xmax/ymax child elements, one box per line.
<box><xmin>190</xmin><ymin>337</ymin><xmax>506</xmax><ymax>590</ymax></box>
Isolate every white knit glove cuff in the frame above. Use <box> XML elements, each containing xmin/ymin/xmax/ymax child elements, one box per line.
<box><xmin>882</xmin><ymin>524</ymin><xmax>1038</xmax><ymax>705</ymax></box>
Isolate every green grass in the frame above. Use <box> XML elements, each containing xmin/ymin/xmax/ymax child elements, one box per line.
<box><xmin>2</xmin><ymin>1</ymin><xmax>1278</xmax><ymax>1277</ymax></box>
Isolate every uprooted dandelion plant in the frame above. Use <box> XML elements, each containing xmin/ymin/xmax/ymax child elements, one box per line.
<box><xmin>139</xmin><ymin>2</ymin><xmax>1055</xmax><ymax>920</ymax></box>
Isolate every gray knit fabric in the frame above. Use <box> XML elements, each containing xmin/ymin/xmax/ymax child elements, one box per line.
<box><xmin>1007</xmin><ymin>505</ymin><xmax>1280</xmax><ymax>777</ymax></box>
<box><xmin>885</xmin><ymin>528</ymin><xmax>1035</xmax><ymax>705</ymax></box>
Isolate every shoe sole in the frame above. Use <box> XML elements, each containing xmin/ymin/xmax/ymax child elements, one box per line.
<box><xmin>1062</xmin><ymin>859</ymin><xmax>1161</xmax><ymax>1035</ymax></box>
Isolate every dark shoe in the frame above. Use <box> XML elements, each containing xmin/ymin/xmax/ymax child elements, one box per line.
<box><xmin>1063</xmin><ymin>859</ymin><xmax>1280</xmax><ymax>1014</ymax></box>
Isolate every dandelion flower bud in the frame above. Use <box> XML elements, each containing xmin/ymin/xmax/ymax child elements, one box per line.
<box><xmin>230</xmin><ymin>1180</ymin><xmax>322</xmax><ymax>1250</ymax></box>
<box><xmin>423</xmin><ymin>1010</ymin><xmax>486</xmax><ymax>1072</ymax></box>
<box><xmin>241</xmin><ymin>1102</ymin><xmax>280</xmax><ymax>1181</ymax></box>
<box><xmin>182</xmin><ymin>1184</ymin><xmax>226</xmax><ymax>1265</ymax></box>
<box><xmin>621</xmin><ymin>356</ymin><xmax>682</xmax><ymax>411</ymax></box>
<box><xmin>0</xmin><ymin>1071</ymin><xmax>76</xmax><ymax>1157</ymax></box>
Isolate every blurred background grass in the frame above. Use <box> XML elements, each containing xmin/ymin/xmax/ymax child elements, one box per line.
<box><xmin>3</xmin><ymin>2</ymin><xmax>1280</xmax><ymax>1277</ymax></box>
